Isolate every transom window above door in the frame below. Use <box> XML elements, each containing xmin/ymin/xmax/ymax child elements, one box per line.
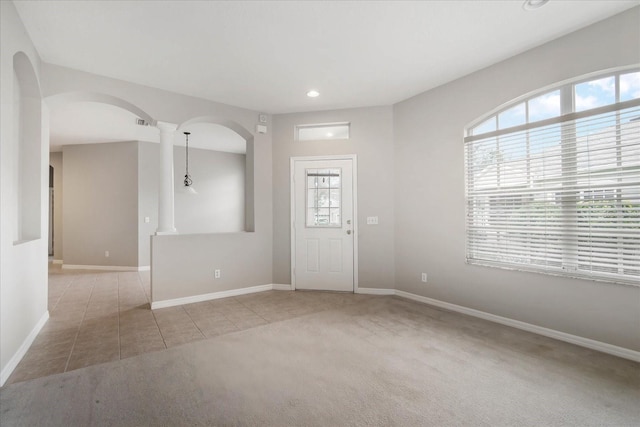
<box><xmin>306</xmin><ymin>168</ymin><xmax>341</xmax><ymax>227</ymax></box>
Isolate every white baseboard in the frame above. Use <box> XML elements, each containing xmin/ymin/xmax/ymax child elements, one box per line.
<box><xmin>1</xmin><ymin>311</ymin><xmax>49</xmax><ymax>387</ymax></box>
<box><xmin>152</xmin><ymin>284</ymin><xmax>274</xmax><ymax>309</ymax></box>
<box><xmin>51</xmin><ymin>259</ymin><xmax>63</xmax><ymax>265</ymax></box>
<box><xmin>272</xmin><ymin>284</ymin><xmax>292</xmax><ymax>291</ymax></box>
<box><xmin>394</xmin><ymin>290</ymin><xmax>640</xmax><ymax>363</ymax></box>
<box><xmin>62</xmin><ymin>264</ymin><xmax>146</xmax><ymax>272</ymax></box>
<box><xmin>356</xmin><ymin>287</ymin><xmax>395</xmax><ymax>295</ymax></box>
<box><xmin>138</xmin><ymin>266</ymin><xmax>150</xmax><ymax>272</ymax></box>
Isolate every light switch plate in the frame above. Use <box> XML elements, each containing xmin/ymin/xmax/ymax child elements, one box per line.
<box><xmin>366</xmin><ymin>216</ymin><xmax>379</xmax><ymax>225</ymax></box>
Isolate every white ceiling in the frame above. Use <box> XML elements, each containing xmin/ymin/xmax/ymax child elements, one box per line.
<box><xmin>15</xmin><ymin>0</ymin><xmax>638</xmax><ymax>115</ymax></box>
<box><xmin>49</xmin><ymin>102</ymin><xmax>246</xmax><ymax>153</ymax></box>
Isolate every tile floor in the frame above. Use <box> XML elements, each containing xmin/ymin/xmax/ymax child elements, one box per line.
<box><xmin>7</xmin><ymin>264</ymin><xmax>373</xmax><ymax>385</ymax></box>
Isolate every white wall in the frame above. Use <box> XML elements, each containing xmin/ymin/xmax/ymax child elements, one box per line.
<box><xmin>272</xmin><ymin>107</ymin><xmax>395</xmax><ymax>289</ymax></box>
<box><xmin>0</xmin><ymin>0</ymin><xmax>48</xmax><ymax>385</ymax></box>
<box><xmin>393</xmin><ymin>8</ymin><xmax>640</xmax><ymax>351</ymax></box>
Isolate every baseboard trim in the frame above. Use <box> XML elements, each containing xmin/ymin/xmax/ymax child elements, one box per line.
<box><xmin>51</xmin><ymin>259</ymin><xmax>63</xmax><ymax>265</ymax></box>
<box><xmin>356</xmin><ymin>287</ymin><xmax>395</xmax><ymax>295</ymax></box>
<box><xmin>272</xmin><ymin>284</ymin><xmax>292</xmax><ymax>291</ymax></box>
<box><xmin>1</xmin><ymin>310</ymin><xmax>49</xmax><ymax>387</ymax></box>
<box><xmin>394</xmin><ymin>290</ymin><xmax>640</xmax><ymax>363</ymax></box>
<box><xmin>138</xmin><ymin>266</ymin><xmax>150</xmax><ymax>272</ymax></box>
<box><xmin>151</xmin><ymin>284</ymin><xmax>274</xmax><ymax>310</ymax></box>
<box><xmin>62</xmin><ymin>264</ymin><xmax>144</xmax><ymax>272</ymax></box>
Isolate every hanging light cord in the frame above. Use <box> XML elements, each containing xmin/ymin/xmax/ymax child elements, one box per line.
<box><xmin>184</xmin><ymin>131</ymin><xmax>193</xmax><ymax>187</ymax></box>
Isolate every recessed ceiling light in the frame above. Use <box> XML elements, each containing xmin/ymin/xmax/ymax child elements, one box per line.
<box><xmin>307</xmin><ymin>90</ymin><xmax>320</xmax><ymax>98</ymax></box>
<box><xmin>522</xmin><ymin>0</ymin><xmax>549</xmax><ymax>10</ymax></box>
<box><xmin>326</xmin><ymin>132</ymin><xmax>334</xmax><ymax>137</ymax></box>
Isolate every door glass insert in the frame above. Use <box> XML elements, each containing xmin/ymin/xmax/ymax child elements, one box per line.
<box><xmin>306</xmin><ymin>168</ymin><xmax>341</xmax><ymax>227</ymax></box>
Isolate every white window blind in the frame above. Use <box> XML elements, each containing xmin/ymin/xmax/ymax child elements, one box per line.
<box><xmin>465</xmin><ymin>98</ymin><xmax>640</xmax><ymax>286</ymax></box>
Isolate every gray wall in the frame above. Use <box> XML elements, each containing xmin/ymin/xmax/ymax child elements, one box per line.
<box><xmin>138</xmin><ymin>142</ymin><xmax>246</xmax><ymax>266</ymax></box>
<box><xmin>63</xmin><ymin>141</ymin><xmax>139</xmax><ymax>267</ymax></box>
<box><xmin>174</xmin><ymin>146</ymin><xmax>245</xmax><ymax>235</ymax></box>
<box><xmin>41</xmin><ymin>61</ymin><xmax>274</xmax><ymax>302</ymax></box>
<box><xmin>152</xmin><ymin>232</ymin><xmax>269</xmax><ymax>301</ymax></box>
<box><xmin>49</xmin><ymin>152</ymin><xmax>63</xmax><ymax>261</ymax></box>
<box><xmin>151</xmin><ymin>128</ymin><xmax>272</xmax><ymax>302</ymax></box>
<box><xmin>272</xmin><ymin>106</ymin><xmax>395</xmax><ymax>289</ymax></box>
<box><xmin>393</xmin><ymin>8</ymin><xmax>640</xmax><ymax>351</ymax></box>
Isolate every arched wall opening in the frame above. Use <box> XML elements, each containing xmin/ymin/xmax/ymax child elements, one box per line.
<box><xmin>178</xmin><ymin>116</ymin><xmax>256</xmax><ymax>232</ymax></box>
<box><xmin>45</xmin><ymin>92</ymin><xmax>155</xmax><ymax>126</ymax></box>
<box><xmin>13</xmin><ymin>52</ymin><xmax>42</xmax><ymax>244</ymax></box>
<box><xmin>44</xmin><ymin>92</ymin><xmax>157</xmax><ymax>268</ymax></box>
<box><xmin>44</xmin><ymin>94</ymin><xmax>257</xmax><ymax>268</ymax></box>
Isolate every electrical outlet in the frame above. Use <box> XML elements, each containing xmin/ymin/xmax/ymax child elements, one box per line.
<box><xmin>214</xmin><ymin>269</ymin><xmax>221</xmax><ymax>279</ymax></box>
<box><xmin>105</xmin><ymin>251</ymin><xmax>110</xmax><ymax>258</ymax></box>
<box><xmin>366</xmin><ymin>216</ymin><xmax>379</xmax><ymax>225</ymax></box>
<box><xmin>144</xmin><ymin>216</ymin><xmax>150</xmax><ymax>223</ymax></box>
<box><xmin>421</xmin><ymin>273</ymin><xmax>427</xmax><ymax>283</ymax></box>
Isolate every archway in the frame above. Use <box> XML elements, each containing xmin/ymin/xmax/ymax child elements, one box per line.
<box><xmin>44</xmin><ymin>92</ymin><xmax>157</xmax><ymax>268</ymax></box>
<box><xmin>178</xmin><ymin>116</ymin><xmax>255</xmax><ymax>232</ymax></box>
<box><xmin>45</xmin><ymin>92</ymin><xmax>155</xmax><ymax>126</ymax></box>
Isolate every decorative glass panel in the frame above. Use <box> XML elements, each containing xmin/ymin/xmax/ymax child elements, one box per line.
<box><xmin>306</xmin><ymin>168</ymin><xmax>341</xmax><ymax>227</ymax></box>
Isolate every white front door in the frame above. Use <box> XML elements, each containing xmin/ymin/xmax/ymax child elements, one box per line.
<box><xmin>292</xmin><ymin>157</ymin><xmax>356</xmax><ymax>292</ymax></box>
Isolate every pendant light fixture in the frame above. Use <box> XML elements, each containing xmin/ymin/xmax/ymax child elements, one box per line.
<box><xmin>182</xmin><ymin>131</ymin><xmax>197</xmax><ymax>194</ymax></box>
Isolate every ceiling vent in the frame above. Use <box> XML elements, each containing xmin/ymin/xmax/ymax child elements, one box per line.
<box><xmin>136</xmin><ymin>118</ymin><xmax>148</xmax><ymax>126</ymax></box>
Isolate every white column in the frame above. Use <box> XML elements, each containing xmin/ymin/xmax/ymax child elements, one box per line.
<box><xmin>156</xmin><ymin>121</ymin><xmax>178</xmax><ymax>234</ymax></box>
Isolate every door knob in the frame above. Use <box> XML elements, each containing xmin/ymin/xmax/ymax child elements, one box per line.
<box><xmin>347</xmin><ymin>230</ymin><xmax>352</xmax><ymax>235</ymax></box>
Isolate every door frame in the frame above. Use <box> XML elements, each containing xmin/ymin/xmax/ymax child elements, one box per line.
<box><xmin>290</xmin><ymin>154</ymin><xmax>359</xmax><ymax>292</ymax></box>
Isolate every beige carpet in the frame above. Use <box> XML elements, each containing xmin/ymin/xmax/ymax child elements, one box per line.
<box><xmin>1</xmin><ymin>296</ymin><xmax>638</xmax><ymax>426</ymax></box>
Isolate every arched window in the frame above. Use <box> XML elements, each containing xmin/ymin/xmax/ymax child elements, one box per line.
<box><xmin>464</xmin><ymin>67</ymin><xmax>640</xmax><ymax>285</ymax></box>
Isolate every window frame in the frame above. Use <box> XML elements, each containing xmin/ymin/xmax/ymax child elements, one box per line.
<box><xmin>464</xmin><ymin>66</ymin><xmax>640</xmax><ymax>286</ymax></box>
<box><xmin>295</xmin><ymin>122</ymin><xmax>351</xmax><ymax>142</ymax></box>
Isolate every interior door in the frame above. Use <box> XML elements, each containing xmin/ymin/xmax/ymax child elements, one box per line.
<box><xmin>293</xmin><ymin>158</ymin><xmax>355</xmax><ymax>292</ymax></box>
